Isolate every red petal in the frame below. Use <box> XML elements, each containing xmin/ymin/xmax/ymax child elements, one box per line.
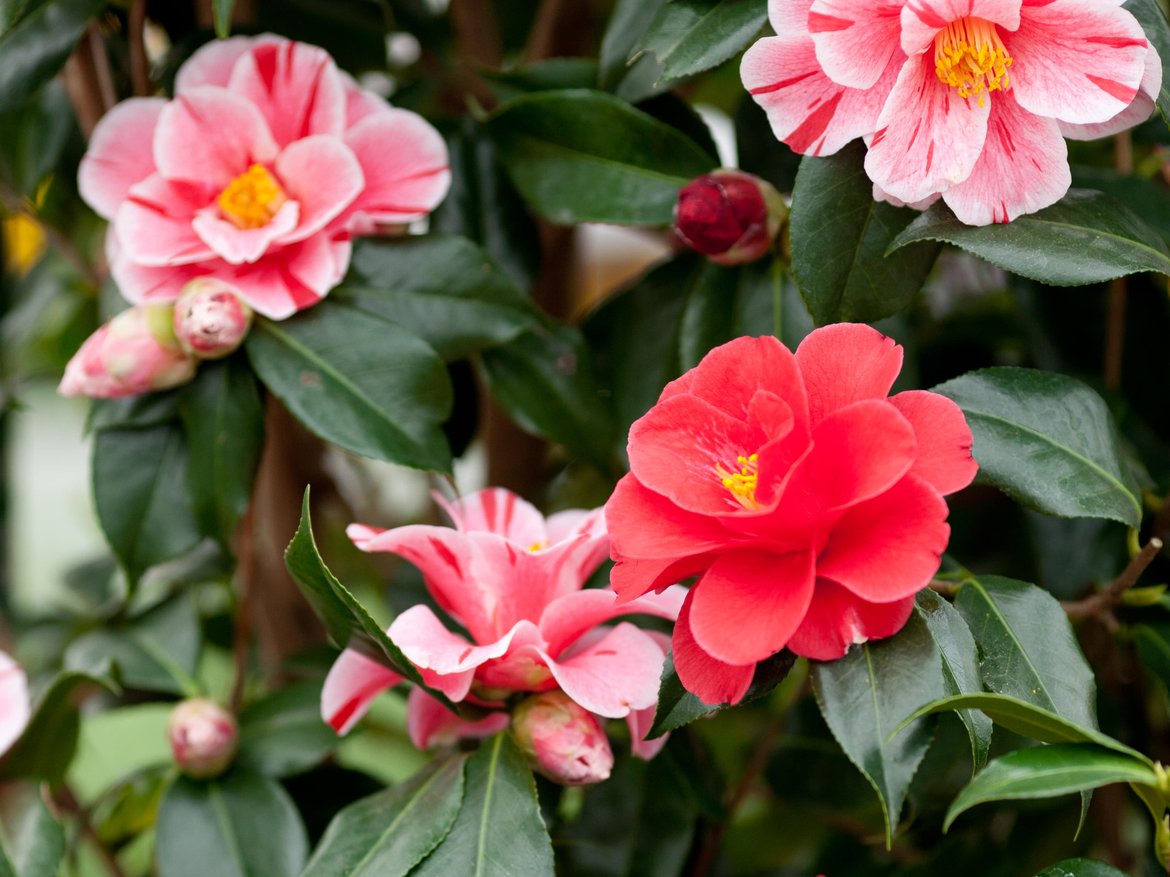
<box><xmin>787</xmin><ymin>580</ymin><xmax>915</xmax><ymax>660</ymax></box>
<box><xmin>673</xmin><ymin>589</ymin><xmax>756</xmax><ymax>706</ymax></box>
<box><xmin>795</xmin><ymin>323</ymin><xmax>903</xmax><ymax>425</ymax></box>
<box><xmin>890</xmin><ymin>390</ymin><xmax>977</xmax><ymax>496</ymax></box>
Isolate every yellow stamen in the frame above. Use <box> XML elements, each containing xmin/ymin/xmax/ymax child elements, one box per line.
<box><xmin>715</xmin><ymin>453</ymin><xmax>760</xmax><ymax>511</ymax></box>
<box><xmin>528</xmin><ymin>541</ymin><xmax>545</xmax><ymax>553</ymax></box>
<box><xmin>934</xmin><ymin>17</ymin><xmax>1013</xmax><ymax>107</ymax></box>
<box><xmin>216</xmin><ymin>164</ymin><xmax>287</xmax><ymax>229</ymax></box>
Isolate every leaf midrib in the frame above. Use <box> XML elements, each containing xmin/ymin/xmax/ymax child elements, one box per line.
<box><xmin>474</xmin><ymin>734</ymin><xmax>504</xmax><ymax>877</ymax></box>
<box><xmin>348</xmin><ymin>764</ymin><xmax>455</xmax><ymax>877</ymax></box>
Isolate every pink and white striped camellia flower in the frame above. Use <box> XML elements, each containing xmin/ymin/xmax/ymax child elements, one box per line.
<box><xmin>741</xmin><ymin>0</ymin><xmax>1160</xmax><ymax>224</ymax></box>
<box><xmin>321</xmin><ymin>488</ymin><xmax>684</xmax><ymax>777</ymax></box>
<box><xmin>78</xmin><ymin>35</ymin><xmax>450</xmax><ymax>319</ymax></box>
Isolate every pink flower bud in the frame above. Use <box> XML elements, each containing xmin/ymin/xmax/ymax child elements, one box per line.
<box><xmin>674</xmin><ymin>169</ymin><xmax>786</xmax><ymax>266</ymax></box>
<box><xmin>168</xmin><ymin>699</ymin><xmax>238</xmax><ymax>779</ymax></box>
<box><xmin>58</xmin><ymin>305</ymin><xmax>197</xmax><ymax>399</ymax></box>
<box><xmin>511</xmin><ymin>691</ymin><xmax>613</xmax><ymax>786</ymax></box>
<box><xmin>173</xmin><ymin>279</ymin><xmax>253</xmax><ymax>359</ymax></box>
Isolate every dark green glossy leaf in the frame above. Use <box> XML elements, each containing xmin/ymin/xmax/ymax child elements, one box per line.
<box><xmin>915</xmin><ymin>591</ymin><xmax>993</xmax><ymax>771</ymax></box>
<box><xmin>638</xmin><ymin>0</ymin><xmax>765</xmax><ymax>83</ymax></box>
<box><xmin>811</xmin><ymin>611</ymin><xmax>944</xmax><ymax>846</ymax></box>
<box><xmin>0</xmin><ymin>0</ymin><xmax>103</xmax><ymax>115</ymax></box>
<box><xmin>955</xmin><ymin>576</ymin><xmax>1098</xmax><ymax>730</ymax></box>
<box><xmin>485</xmin><ymin>59</ymin><xmax>599</xmax><ymax>103</ymax></box>
<box><xmin>1124</xmin><ymin>0</ymin><xmax>1170</xmax><ymax>131</ymax></box>
<box><xmin>179</xmin><ymin>357</ymin><xmax>264</xmax><ymax>548</ymax></box>
<box><xmin>0</xmin><ymin>783</ymin><xmax>64</xmax><ymax>877</ymax></box>
<box><xmin>411</xmin><ymin>734</ymin><xmax>553</xmax><ymax>877</ymax></box>
<box><xmin>237</xmin><ymin>682</ymin><xmax>338</xmax><ymax>778</ymax></box>
<box><xmin>156</xmin><ymin>770</ymin><xmax>308</xmax><ymax>877</ymax></box>
<box><xmin>91</xmin><ymin>765</ymin><xmax>170</xmax><ymax>847</ymax></box>
<box><xmin>598</xmin><ymin>0</ymin><xmax>666</xmax><ymax>92</ymax></box>
<box><xmin>1035</xmin><ymin>858</ymin><xmax>1131</xmax><ymax>877</ymax></box>
<box><xmin>65</xmin><ymin>593</ymin><xmax>201</xmax><ymax>695</ymax></box>
<box><xmin>300</xmin><ymin>756</ymin><xmax>465</xmax><ymax>877</ymax></box>
<box><xmin>1071</xmin><ymin>168</ymin><xmax>1170</xmax><ymax>246</ymax></box>
<box><xmin>333</xmin><ymin>235</ymin><xmax>537</xmax><ymax>361</ymax></box>
<box><xmin>934</xmin><ymin>368</ymin><xmax>1142</xmax><ymax>526</ymax></box>
<box><xmin>478</xmin><ymin>321</ymin><xmax>617</xmax><ymax>472</ymax></box>
<box><xmin>88</xmin><ymin>390</ymin><xmax>180</xmax><ymax>432</ymax></box>
<box><xmin>92</xmin><ymin>420</ymin><xmax>203</xmax><ymax>586</ymax></box>
<box><xmin>246</xmin><ymin>301</ymin><xmax>452</xmax><ymax>473</ymax></box>
<box><xmin>487</xmin><ymin>89</ymin><xmax>713</xmax><ymax>226</ymax></box>
<box><xmin>0</xmin><ymin>81</ymin><xmax>76</xmax><ymax>197</ymax></box>
<box><xmin>791</xmin><ymin>142</ymin><xmax>940</xmax><ymax>325</ymax></box>
<box><xmin>213</xmin><ymin>0</ymin><xmax>233</xmax><ymax>38</ymax></box>
<box><xmin>943</xmin><ymin>744</ymin><xmax>1159</xmax><ymax>831</ymax></box>
<box><xmin>889</xmin><ymin>190</ymin><xmax>1170</xmax><ymax>285</ymax></box>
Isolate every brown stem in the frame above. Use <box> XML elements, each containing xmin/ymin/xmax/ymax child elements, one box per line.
<box><xmin>449</xmin><ymin>0</ymin><xmax>501</xmax><ymax>110</ymax></box>
<box><xmin>1063</xmin><ymin>537</ymin><xmax>1164</xmax><ymax>621</ymax></box>
<box><xmin>53</xmin><ymin>784</ymin><xmax>129</xmax><ymax>877</ymax></box>
<box><xmin>87</xmin><ymin>23</ymin><xmax>117</xmax><ymax>113</ymax></box>
<box><xmin>128</xmin><ymin>0</ymin><xmax>150</xmax><ymax>97</ymax></box>
<box><xmin>62</xmin><ymin>31</ymin><xmax>109</xmax><ymax>138</ymax></box>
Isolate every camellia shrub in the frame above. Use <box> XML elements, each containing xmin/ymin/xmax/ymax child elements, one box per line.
<box><xmin>3</xmin><ymin>1</ymin><xmax>1170</xmax><ymax>875</ymax></box>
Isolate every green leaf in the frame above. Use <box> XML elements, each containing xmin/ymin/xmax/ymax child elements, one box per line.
<box><xmin>790</xmin><ymin>142</ymin><xmax>941</xmax><ymax>325</ymax></box>
<box><xmin>954</xmin><ymin>576</ymin><xmax>1099</xmax><ymax>730</ymax></box>
<box><xmin>943</xmin><ymin>744</ymin><xmax>1160</xmax><ymax>831</ymax></box>
<box><xmin>1035</xmin><ymin>858</ymin><xmax>1131</xmax><ymax>877</ymax></box>
<box><xmin>178</xmin><ymin>357</ymin><xmax>264</xmax><ymax>548</ymax></box>
<box><xmin>92</xmin><ymin>420</ymin><xmax>203</xmax><ymax>586</ymax></box>
<box><xmin>486</xmin><ymin>89</ymin><xmax>713</xmax><ymax>226</ymax></box>
<box><xmin>65</xmin><ymin>594</ymin><xmax>202</xmax><ymax>695</ymax></box>
<box><xmin>0</xmin><ymin>671</ymin><xmax>116</xmax><ymax>783</ymax></box>
<box><xmin>156</xmin><ymin>770</ymin><xmax>308</xmax><ymax>877</ymax></box>
<box><xmin>236</xmin><ymin>682</ymin><xmax>338</xmax><ymax>778</ymax></box>
<box><xmin>811</xmin><ymin>611</ymin><xmax>944</xmax><ymax>847</ymax></box>
<box><xmin>212</xmin><ymin>0</ymin><xmax>234</xmax><ymax>38</ymax></box>
<box><xmin>915</xmin><ymin>591</ymin><xmax>993</xmax><ymax>771</ymax></box>
<box><xmin>1124</xmin><ymin>0</ymin><xmax>1170</xmax><ymax>131</ymax></box>
<box><xmin>332</xmin><ymin>235</ymin><xmax>538</xmax><ymax>361</ymax></box>
<box><xmin>638</xmin><ymin>0</ymin><xmax>766</xmax><ymax>83</ymax></box>
<box><xmin>411</xmin><ymin>734</ymin><xmax>554</xmax><ymax>877</ymax></box>
<box><xmin>88</xmin><ymin>391</ymin><xmax>180</xmax><ymax>431</ymax></box>
<box><xmin>1133</xmin><ymin>622</ymin><xmax>1170</xmax><ymax>695</ymax></box>
<box><xmin>300</xmin><ymin>756</ymin><xmax>465</xmax><ymax>877</ymax></box>
<box><xmin>246</xmin><ymin>300</ymin><xmax>452</xmax><ymax>473</ymax></box>
<box><xmin>0</xmin><ymin>81</ymin><xmax>76</xmax><ymax>197</ymax></box>
<box><xmin>478</xmin><ymin>321</ymin><xmax>617</xmax><ymax>472</ymax></box>
<box><xmin>934</xmin><ymin>368</ymin><xmax>1142</xmax><ymax>526</ymax></box>
<box><xmin>485</xmin><ymin>59</ymin><xmax>600</xmax><ymax>103</ymax></box>
<box><xmin>889</xmin><ymin>190</ymin><xmax>1170</xmax><ymax>285</ymax></box>
<box><xmin>0</xmin><ymin>0</ymin><xmax>103</xmax><ymax>115</ymax></box>
<box><xmin>0</xmin><ymin>783</ymin><xmax>65</xmax><ymax>877</ymax></box>
<box><xmin>598</xmin><ymin>0</ymin><xmax>667</xmax><ymax>92</ymax></box>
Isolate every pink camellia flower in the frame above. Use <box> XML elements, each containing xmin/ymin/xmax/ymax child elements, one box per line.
<box><xmin>78</xmin><ymin>34</ymin><xmax>450</xmax><ymax>319</ymax></box>
<box><xmin>0</xmin><ymin>650</ymin><xmax>30</xmax><ymax>757</ymax></box>
<box><xmin>605</xmin><ymin>325</ymin><xmax>977</xmax><ymax>706</ymax></box>
<box><xmin>59</xmin><ymin>304</ymin><xmax>198</xmax><ymax>399</ymax></box>
<box><xmin>512</xmin><ymin>691</ymin><xmax>614</xmax><ymax>786</ymax></box>
<box><xmin>172</xmin><ymin>277</ymin><xmax>253</xmax><ymax>358</ymax></box>
<box><xmin>168</xmin><ymin>698</ymin><xmax>238</xmax><ymax>779</ymax></box>
<box><xmin>675</xmin><ymin>170</ymin><xmax>786</xmax><ymax>266</ymax></box>
<box><xmin>321</xmin><ymin>488</ymin><xmax>684</xmax><ymax>775</ymax></box>
<box><xmin>741</xmin><ymin>0</ymin><xmax>1159</xmax><ymax>224</ymax></box>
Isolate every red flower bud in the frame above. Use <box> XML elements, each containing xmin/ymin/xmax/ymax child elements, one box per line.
<box><xmin>674</xmin><ymin>169</ymin><xmax>785</xmax><ymax>266</ymax></box>
<box><xmin>511</xmin><ymin>691</ymin><xmax>613</xmax><ymax>786</ymax></box>
<box><xmin>168</xmin><ymin>699</ymin><xmax>238</xmax><ymax>779</ymax></box>
<box><xmin>173</xmin><ymin>279</ymin><xmax>253</xmax><ymax>359</ymax></box>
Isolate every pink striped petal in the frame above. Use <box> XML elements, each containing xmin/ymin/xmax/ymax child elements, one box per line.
<box><xmin>545</xmin><ymin>623</ymin><xmax>669</xmax><ymax>718</ymax></box>
<box><xmin>342</xmin><ymin>109</ymin><xmax>451</xmax><ymax>228</ymax></box>
<box><xmin>153</xmin><ymin>87</ymin><xmax>278</xmax><ymax>189</ymax></box>
<box><xmin>900</xmin><ymin>0</ymin><xmax>1021</xmax><ymax>56</ymax></box>
<box><xmin>786</xmin><ymin>580</ymin><xmax>915</xmax><ymax>660</ymax></box>
<box><xmin>227</xmin><ymin>39</ymin><xmax>347</xmax><ymax>146</ymax></box>
<box><xmin>795</xmin><ymin>322</ymin><xmax>903</xmax><ymax>425</ymax></box>
<box><xmin>78</xmin><ymin>98</ymin><xmax>165</xmax><ymax>220</ymax></box>
<box><xmin>808</xmin><ymin>0</ymin><xmax>904</xmax><ymax>90</ymax></box>
<box><xmin>890</xmin><ymin>390</ymin><xmax>978</xmax><ymax>496</ymax></box>
<box><xmin>539</xmin><ymin>586</ymin><xmax>685</xmax><ymax>657</ymax></box>
<box><xmin>1060</xmin><ymin>40</ymin><xmax>1160</xmax><ymax>140</ymax></box>
<box><xmin>433</xmin><ymin>487</ymin><xmax>547</xmax><ymax>545</ymax></box>
<box><xmin>386</xmin><ymin>605</ymin><xmax>511</xmax><ymax>698</ymax></box>
<box><xmin>217</xmin><ymin>233</ymin><xmax>351</xmax><ymax>319</ymax></box>
<box><xmin>689</xmin><ymin>549</ymin><xmax>816</xmax><ymax>665</ymax></box>
<box><xmin>339</xmin><ymin>71</ymin><xmax>390</xmax><ymax>129</ymax></box>
<box><xmin>865</xmin><ymin>53</ymin><xmax>990</xmax><ymax>206</ymax></box>
<box><xmin>626</xmin><ymin>706</ymin><xmax>668</xmax><ymax>760</ymax></box>
<box><xmin>673</xmin><ymin>589</ymin><xmax>756</xmax><ymax>706</ymax></box>
<box><xmin>0</xmin><ymin>651</ymin><xmax>29</xmax><ymax>757</ymax></box>
<box><xmin>191</xmin><ymin>199</ymin><xmax>300</xmax><ymax>265</ymax></box>
<box><xmin>545</xmin><ymin>506</ymin><xmax>606</xmax><ymax>546</ymax></box>
<box><xmin>106</xmin><ymin>231</ymin><xmax>201</xmax><ymax>305</ymax></box>
<box><xmin>741</xmin><ymin>34</ymin><xmax>897</xmax><ymax>157</ymax></box>
<box><xmin>1006</xmin><ymin>0</ymin><xmax>1147</xmax><ymax>126</ymax></box>
<box><xmin>321</xmin><ymin>647</ymin><xmax>404</xmax><ymax>735</ymax></box>
<box><xmin>116</xmin><ymin>174</ymin><xmax>216</xmax><ymax>267</ymax></box>
<box><xmin>273</xmin><ymin>136</ymin><xmax>364</xmax><ymax>245</ymax></box>
<box><xmin>769</xmin><ymin>0</ymin><xmax>813</xmax><ymax>35</ymax></box>
<box><xmin>406</xmin><ymin>688</ymin><xmax>509</xmax><ymax>749</ymax></box>
<box><xmin>940</xmin><ymin>96</ymin><xmax>1068</xmax><ymax>225</ymax></box>
<box><xmin>175</xmin><ymin>35</ymin><xmax>280</xmax><ymax>93</ymax></box>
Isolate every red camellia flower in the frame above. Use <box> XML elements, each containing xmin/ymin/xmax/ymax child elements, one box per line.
<box><xmin>605</xmin><ymin>324</ymin><xmax>977</xmax><ymax>706</ymax></box>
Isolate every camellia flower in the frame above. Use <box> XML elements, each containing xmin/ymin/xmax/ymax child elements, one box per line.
<box><xmin>321</xmin><ymin>488</ymin><xmax>684</xmax><ymax>777</ymax></box>
<box><xmin>674</xmin><ymin>170</ymin><xmax>786</xmax><ymax>266</ymax></box>
<box><xmin>605</xmin><ymin>325</ymin><xmax>977</xmax><ymax>706</ymax></box>
<box><xmin>0</xmin><ymin>649</ymin><xmax>29</xmax><ymax>757</ymax></box>
<box><xmin>58</xmin><ymin>304</ymin><xmax>198</xmax><ymax>399</ymax></box>
<box><xmin>741</xmin><ymin>0</ymin><xmax>1159</xmax><ymax>224</ymax></box>
<box><xmin>78</xmin><ymin>34</ymin><xmax>450</xmax><ymax>319</ymax></box>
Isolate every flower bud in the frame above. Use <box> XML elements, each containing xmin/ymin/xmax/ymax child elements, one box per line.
<box><xmin>172</xmin><ymin>278</ymin><xmax>253</xmax><ymax>359</ymax></box>
<box><xmin>511</xmin><ymin>691</ymin><xmax>613</xmax><ymax>786</ymax></box>
<box><xmin>168</xmin><ymin>699</ymin><xmax>238</xmax><ymax>779</ymax></box>
<box><xmin>674</xmin><ymin>169</ymin><xmax>786</xmax><ymax>266</ymax></box>
<box><xmin>58</xmin><ymin>305</ymin><xmax>198</xmax><ymax>399</ymax></box>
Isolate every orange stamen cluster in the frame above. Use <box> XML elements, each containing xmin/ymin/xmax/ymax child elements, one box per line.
<box><xmin>716</xmin><ymin>453</ymin><xmax>759</xmax><ymax>511</ymax></box>
<box><xmin>934</xmin><ymin>17</ymin><xmax>1013</xmax><ymax>106</ymax></box>
<box><xmin>217</xmin><ymin>164</ymin><xmax>287</xmax><ymax>229</ymax></box>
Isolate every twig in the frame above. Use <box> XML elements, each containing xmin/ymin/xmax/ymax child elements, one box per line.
<box><xmin>53</xmin><ymin>783</ymin><xmax>129</xmax><ymax>877</ymax></box>
<box><xmin>86</xmin><ymin>22</ymin><xmax>117</xmax><ymax>113</ymax></box>
<box><xmin>1063</xmin><ymin>537</ymin><xmax>1164</xmax><ymax>621</ymax></box>
<box><xmin>128</xmin><ymin>0</ymin><xmax>150</xmax><ymax>97</ymax></box>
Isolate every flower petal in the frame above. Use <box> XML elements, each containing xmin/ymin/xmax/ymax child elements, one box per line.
<box><xmin>889</xmin><ymin>390</ymin><xmax>977</xmax><ymax>495</ymax></box>
<box><xmin>217</xmin><ymin>234</ymin><xmax>351</xmax><ymax>319</ymax></box>
<box><xmin>539</xmin><ymin>586</ymin><xmax>685</xmax><ymax>657</ymax></box>
<box><xmin>117</xmin><ymin>174</ymin><xmax>217</xmax><ymax>267</ymax></box>
<box><xmin>689</xmin><ymin>549</ymin><xmax>816</xmax><ymax>665</ymax></box>
<box><xmin>673</xmin><ymin>588</ymin><xmax>756</xmax><ymax>706</ymax></box>
<box><xmin>900</xmin><ymin>0</ymin><xmax>1021</xmax><ymax>56</ymax></box>
<box><xmin>433</xmin><ymin>487</ymin><xmax>547</xmax><ymax>546</ymax></box>
<box><xmin>786</xmin><ymin>580</ymin><xmax>915</xmax><ymax>660</ymax></box>
<box><xmin>273</xmin><ymin>136</ymin><xmax>364</xmax><ymax>244</ymax></box>
<box><xmin>545</xmin><ymin>622</ymin><xmax>670</xmax><ymax>718</ymax></box>
<box><xmin>106</xmin><ymin>230</ymin><xmax>201</xmax><ymax>305</ymax></box>
<box><xmin>78</xmin><ymin>98</ymin><xmax>165</xmax><ymax>220</ymax></box>
<box><xmin>626</xmin><ymin>705</ymin><xmax>668</xmax><ymax>760</ymax></box>
<box><xmin>387</xmin><ymin>605</ymin><xmax>516</xmax><ymax>700</ymax></box>
<box><xmin>406</xmin><ymin>688</ymin><xmax>509</xmax><ymax>750</ymax></box>
<box><xmin>321</xmin><ymin>647</ymin><xmax>403</xmax><ymax>735</ymax></box>
<box><xmin>0</xmin><ymin>651</ymin><xmax>29</xmax><ymax>756</ymax></box>
<box><xmin>687</xmin><ymin>335</ymin><xmax>808</xmax><ymax>426</ymax></box>
<box><xmin>191</xmin><ymin>199</ymin><xmax>300</xmax><ymax>265</ymax></box>
<box><xmin>1061</xmin><ymin>40</ymin><xmax>1160</xmax><ymax>140</ymax></box>
<box><xmin>176</xmin><ymin>35</ymin><xmax>279</xmax><ymax>92</ymax></box>
<box><xmin>795</xmin><ymin>322</ymin><xmax>903</xmax><ymax>425</ymax></box>
<box><xmin>808</xmin><ymin>0</ymin><xmax>904</xmax><ymax>90</ymax></box>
